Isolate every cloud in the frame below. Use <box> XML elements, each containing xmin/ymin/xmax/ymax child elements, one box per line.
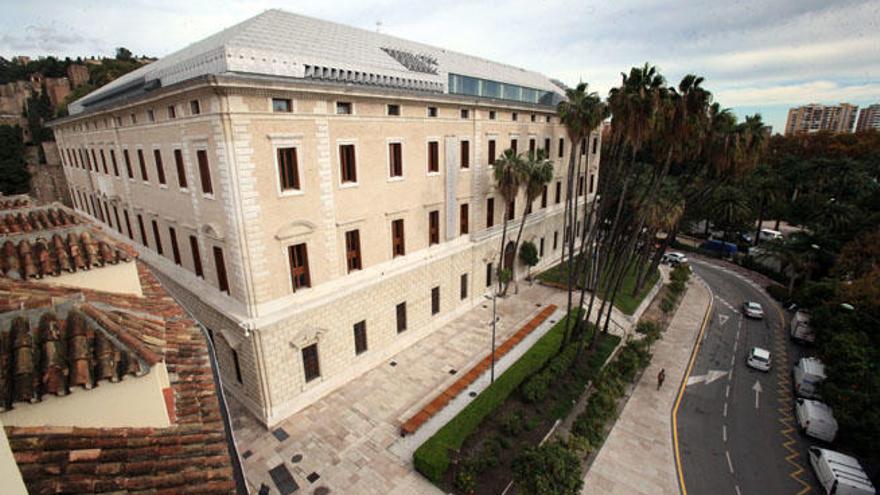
<box><xmin>717</xmin><ymin>81</ymin><xmax>880</xmax><ymax>107</ymax></box>
<box><xmin>0</xmin><ymin>23</ymin><xmax>102</xmax><ymax>55</ymax></box>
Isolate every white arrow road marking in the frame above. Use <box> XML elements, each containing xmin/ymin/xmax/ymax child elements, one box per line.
<box><xmin>718</xmin><ymin>313</ymin><xmax>730</xmax><ymax>326</ymax></box>
<box><xmin>686</xmin><ymin>369</ymin><xmax>728</xmax><ymax>386</ymax></box>
<box><xmin>753</xmin><ymin>380</ymin><xmax>763</xmax><ymax>409</ymax></box>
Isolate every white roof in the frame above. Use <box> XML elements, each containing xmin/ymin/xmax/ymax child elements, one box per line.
<box><xmin>70</xmin><ymin>9</ymin><xmax>563</xmax><ymax>114</ymax></box>
<box><xmin>800</xmin><ymin>357</ymin><xmax>826</xmax><ymax>377</ymax></box>
<box><xmin>751</xmin><ymin>347</ymin><xmax>771</xmax><ymax>360</ymax></box>
<box><xmin>801</xmin><ymin>399</ymin><xmax>836</xmax><ymax>423</ymax></box>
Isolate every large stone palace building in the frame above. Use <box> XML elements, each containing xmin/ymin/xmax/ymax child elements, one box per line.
<box><xmin>48</xmin><ymin>9</ymin><xmax>599</xmax><ymax>426</ymax></box>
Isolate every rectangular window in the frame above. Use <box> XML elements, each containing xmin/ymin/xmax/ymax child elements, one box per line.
<box><xmin>387</xmin><ymin>104</ymin><xmax>400</xmax><ymax>116</ymax></box>
<box><xmin>460</xmin><ymin>140</ymin><xmax>470</xmax><ymax>169</ymax></box>
<box><xmin>544</xmin><ymin>138</ymin><xmax>551</xmax><ymax>154</ymax></box>
<box><xmin>388</xmin><ymin>142</ymin><xmax>403</xmax><ymax>177</ymax></box>
<box><xmin>147</xmin><ymin>109</ymin><xmax>155</xmax><ymax>122</ymax></box>
<box><xmin>507</xmin><ymin>198</ymin><xmax>516</xmax><ymax>220</ymax></box>
<box><xmin>167</xmin><ymin>105</ymin><xmax>176</xmax><ymax>119</ymax></box>
<box><xmin>112</xmin><ymin>206</ymin><xmax>122</xmax><ymax>233</ymax></box>
<box><xmin>214</xmin><ymin>246</ymin><xmax>229</xmax><ymax>294</ymax></box>
<box><xmin>427</xmin><ymin>141</ymin><xmax>439</xmax><ymax>173</ymax></box>
<box><xmin>578</xmin><ymin>175</ymin><xmax>585</xmax><ymax>197</ymax></box>
<box><xmin>123</xmin><ymin>209</ymin><xmax>133</xmax><ymax>240</ymax></box>
<box><xmin>555</xmin><ymin>181</ymin><xmax>562</xmax><ymax>204</ymax></box>
<box><xmin>169</xmin><ymin>227</ymin><xmax>181</xmax><ymax>265</ymax></box>
<box><xmin>130</xmin><ymin>113</ymin><xmax>137</xmax><ymax>125</ymax></box>
<box><xmin>486</xmin><ymin>262</ymin><xmax>493</xmax><ymax>287</ymax></box>
<box><xmin>488</xmin><ymin>139</ymin><xmax>496</xmax><ymax>165</ymax></box>
<box><xmin>541</xmin><ymin>185</ymin><xmax>548</xmax><ymax>208</ymax></box>
<box><xmin>91</xmin><ymin>150</ymin><xmax>97</xmax><ymax>171</ymax></box>
<box><xmin>100</xmin><ymin>149</ymin><xmax>108</xmax><ymax>174</ymax></box>
<box><xmin>431</xmin><ymin>286</ymin><xmax>440</xmax><ymax>315</ymax></box>
<box><xmin>546</xmin><ymin>115</ymin><xmax>552</xmax><ymax>123</ymax></box>
<box><xmin>460</xmin><ymin>273</ymin><xmax>468</xmax><ymax>300</ymax></box>
<box><xmin>460</xmin><ymin>108</ymin><xmax>469</xmax><ymax>119</ymax></box>
<box><xmin>529</xmin><ymin>139</ymin><xmax>536</xmax><ymax>153</ymax></box>
<box><xmin>137</xmin><ymin>149</ymin><xmax>148</xmax><ymax>181</ymax></box>
<box><xmin>278</xmin><ymin>147</ymin><xmax>300</xmax><ymax>191</ymax></box>
<box><xmin>396</xmin><ymin>302</ymin><xmax>407</xmax><ymax>333</ymax></box>
<box><xmin>189</xmin><ymin>235</ymin><xmax>204</xmax><ymax>278</ymax></box>
<box><xmin>174</xmin><ymin>149</ymin><xmax>187</xmax><ymax>188</ymax></box>
<box><xmin>345</xmin><ymin>230</ymin><xmax>362</xmax><ymax>272</ymax></box>
<box><xmin>302</xmin><ymin>344</ymin><xmax>320</xmax><ymax>382</ymax></box>
<box><xmin>427</xmin><ymin>106</ymin><xmax>437</xmax><ymax>117</ymax></box>
<box><xmin>554</xmin><ymin>231</ymin><xmax>558</xmax><ymax>250</ymax></box>
<box><xmin>558</xmin><ymin>138</ymin><xmax>564</xmax><ymax>158</ymax></box>
<box><xmin>154</xmin><ymin>149</ymin><xmax>166</xmax><ymax>185</ymax></box>
<box><xmin>489</xmin><ymin>110</ymin><xmax>496</xmax><ymax>120</ymax></box>
<box><xmin>512</xmin><ymin>112</ymin><xmax>518</xmax><ymax>121</ymax></box>
<box><xmin>151</xmin><ymin>220</ymin><xmax>164</xmax><ymax>255</ymax></box>
<box><xmin>460</xmin><ymin>203</ymin><xmax>469</xmax><ymax>235</ymax></box>
<box><xmin>589</xmin><ymin>174</ymin><xmax>595</xmax><ymax>194</ymax></box>
<box><xmin>339</xmin><ymin>144</ymin><xmax>357</xmax><ymax>183</ymax></box>
<box><xmin>580</xmin><ymin>138</ymin><xmax>587</xmax><ymax>156</ymax></box>
<box><xmin>197</xmin><ymin>149</ymin><xmax>213</xmax><ymax>194</ymax></box>
<box><xmin>540</xmin><ymin>237</ymin><xmax>545</xmax><ymax>257</ymax></box>
<box><xmin>288</xmin><ymin>243</ymin><xmax>311</xmax><ymax>291</ymax></box>
<box><xmin>486</xmin><ymin>197</ymin><xmax>495</xmax><ymax>228</ymax></box>
<box><xmin>190</xmin><ymin>100</ymin><xmax>201</xmax><ymax>115</ymax></box>
<box><xmin>272</xmin><ymin>98</ymin><xmax>292</xmax><ymax>112</ymax></box>
<box><xmin>392</xmin><ymin>219</ymin><xmax>405</xmax><ymax>257</ymax></box>
<box><xmin>353</xmin><ymin>321</ymin><xmax>368</xmax><ymax>355</ymax></box>
<box><xmin>124</xmin><ymin>149</ymin><xmax>134</xmax><ymax>178</ymax></box>
<box><xmin>336</xmin><ymin>101</ymin><xmax>352</xmax><ymax>115</ymax></box>
<box><xmin>232</xmin><ymin>349</ymin><xmax>242</xmax><ymax>383</ymax></box>
<box><xmin>429</xmin><ymin>210</ymin><xmax>440</xmax><ymax>245</ymax></box>
<box><xmin>137</xmin><ymin>214</ymin><xmax>148</xmax><ymax>248</ymax></box>
<box><xmin>110</xmin><ymin>149</ymin><xmax>119</xmax><ymax>176</ymax></box>
<box><xmin>531</xmin><ymin>114</ymin><xmax>537</xmax><ymax>122</ymax></box>
<box><xmin>592</xmin><ymin>137</ymin><xmax>598</xmax><ymax>154</ymax></box>
<box><xmin>510</xmin><ymin>139</ymin><xmax>518</xmax><ymax>153</ymax></box>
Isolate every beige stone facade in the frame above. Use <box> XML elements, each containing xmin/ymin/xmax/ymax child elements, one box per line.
<box><xmin>51</xmin><ymin>74</ymin><xmax>599</xmax><ymax>426</ymax></box>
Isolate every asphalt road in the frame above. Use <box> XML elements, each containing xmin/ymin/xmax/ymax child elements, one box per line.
<box><xmin>678</xmin><ymin>260</ymin><xmax>821</xmax><ymax>495</ymax></box>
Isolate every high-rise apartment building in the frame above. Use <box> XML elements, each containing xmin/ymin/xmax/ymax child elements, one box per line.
<box><xmin>784</xmin><ymin>103</ymin><xmax>859</xmax><ymax>135</ymax></box>
<box><xmin>49</xmin><ymin>10</ymin><xmax>598</xmax><ymax>426</ymax></box>
<box><xmin>855</xmin><ymin>104</ymin><xmax>880</xmax><ymax>132</ymax></box>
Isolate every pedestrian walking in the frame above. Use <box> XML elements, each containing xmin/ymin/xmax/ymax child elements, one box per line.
<box><xmin>657</xmin><ymin>368</ymin><xmax>666</xmax><ymax>390</ymax></box>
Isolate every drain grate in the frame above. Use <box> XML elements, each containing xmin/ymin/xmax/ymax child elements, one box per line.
<box><xmin>448</xmin><ymin>369</ymin><xmax>457</xmax><ymax>375</ymax></box>
<box><xmin>242</xmin><ymin>450</ymin><xmax>253</xmax><ymax>459</ymax></box>
<box><xmin>291</xmin><ymin>453</ymin><xmax>303</xmax><ymax>463</ymax></box>
<box><xmin>272</xmin><ymin>427</ymin><xmax>290</xmax><ymax>442</ymax></box>
<box><xmin>307</xmin><ymin>472</ymin><xmax>320</xmax><ymax>483</ymax></box>
<box><xmin>390</xmin><ymin>360</ymin><xmax>397</xmax><ymax>367</ymax></box>
<box><xmin>468</xmin><ymin>391</ymin><xmax>477</xmax><ymax>397</ymax></box>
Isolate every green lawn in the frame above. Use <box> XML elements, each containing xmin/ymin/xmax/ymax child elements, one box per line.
<box><xmin>537</xmin><ymin>256</ymin><xmax>659</xmax><ymax>315</ymax></box>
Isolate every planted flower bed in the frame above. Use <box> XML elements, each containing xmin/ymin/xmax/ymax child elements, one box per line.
<box><xmin>413</xmin><ymin>310</ymin><xmax>620</xmax><ymax>494</ymax></box>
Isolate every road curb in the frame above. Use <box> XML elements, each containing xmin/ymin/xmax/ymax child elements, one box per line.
<box><xmin>672</xmin><ymin>275</ymin><xmax>714</xmax><ymax>495</ymax></box>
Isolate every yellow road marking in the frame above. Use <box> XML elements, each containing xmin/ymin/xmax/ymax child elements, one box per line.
<box><xmin>673</xmin><ymin>280</ymin><xmax>714</xmax><ymax>495</ymax></box>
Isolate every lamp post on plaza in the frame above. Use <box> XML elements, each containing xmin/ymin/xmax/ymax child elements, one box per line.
<box><xmin>484</xmin><ymin>292</ymin><xmax>499</xmax><ymax>383</ymax></box>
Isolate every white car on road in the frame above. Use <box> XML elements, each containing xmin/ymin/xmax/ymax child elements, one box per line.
<box><xmin>746</xmin><ymin>347</ymin><xmax>772</xmax><ymax>371</ymax></box>
<box><xmin>743</xmin><ymin>301</ymin><xmax>764</xmax><ymax>319</ymax></box>
<box><xmin>662</xmin><ymin>252</ymin><xmax>688</xmax><ymax>265</ymax></box>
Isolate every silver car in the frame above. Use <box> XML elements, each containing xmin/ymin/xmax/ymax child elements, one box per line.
<box><xmin>662</xmin><ymin>252</ymin><xmax>688</xmax><ymax>265</ymax></box>
<box><xmin>743</xmin><ymin>301</ymin><xmax>764</xmax><ymax>319</ymax></box>
<box><xmin>747</xmin><ymin>347</ymin><xmax>771</xmax><ymax>371</ymax></box>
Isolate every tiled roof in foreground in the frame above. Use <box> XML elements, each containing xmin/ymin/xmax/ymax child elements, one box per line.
<box><xmin>0</xmin><ymin>199</ymin><xmax>237</xmax><ymax>494</ymax></box>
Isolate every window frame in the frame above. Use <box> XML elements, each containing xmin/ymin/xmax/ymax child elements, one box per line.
<box><xmin>460</xmin><ymin>273</ymin><xmax>468</xmax><ymax>300</ymax></box>
<box><xmin>431</xmin><ymin>286</ymin><xmax>440</xmax><ymax>315</ymax></box>
<box><xmin>486</xmin><ymin>197</ymin><xmax>495</xmax><ymax>228</ymax></box>
<box><xmin>345</xmin><ymin>229</ymin><xmax>362</xmax><ymax>273</ymax></box>
<box><xmin>391</xmin><ymin>218</ymin><xmax>405</xmax><ymax>257</ymax></box>
<box><xmin>276</xmin><ymin>145</ymin><xmax>303</xmax><ymax>195</ymax></box>
<box><xmin>460</xmin><ymin>203</ymin><xmax>469</xmax><ymax>235</ymax></box>
<box><xmin>396</xmin><ymin>302</ymin><xmax>407</xmax><ymax>333</ymax></box>
<box><xmin>190</xmin><ymin>99</ymin><xmax>201</xmax><ymax>116</ymax></box>
<box><xmin>427</xmin><ymin>106</ymin><xmax>438</xmax><ymax>118</ymax></box>
<box><xmin>387</xmin><ymin>104</ymin><xmax>401</xmax><ymax>116</ymax></box>
<box><xmin>272</xmin><ymin>98</ymin><xmax>293</xmax><ymax>113</ymax></box>
<box><xmin>196</xmin><ymin>148</ymin><xmax>214</xmax><ymax>197</ymax></box>
<box><xmin>426</xmin><ymin>140</ymin><xmax>440</xmax><ymax>175</ymax></box>
<box><xmin>387</xmin><ymin>140</ymin><xmax>404</xmax><ymax>180</ymax></box>
<box><xmin>288</xmin><ymin>242</ymin><xmax>312</xmax><ymax>293</ymax></box>
<box><xmin>338</xmin><ymin>141</ymin><xmax>358</xmax><ymax>186</ymax></box>
<box><xmin>460</xmin><ymin>139</ymin><xmax>470</xmax><ymax>169</ymax></box>
<box><xmin>153</xmin><ymin>147</ymin><xmax>167</xmax><ymax>186</ymax></box>
<box><xmin>302</xmin><ymin>344</ymin><xmax>321</xmax><ymax>382</ymax></box>
<box><xmin>213</xmin><ymin>246</ymin><xmax>230</xmax><ymax>295</ymax></box>
<box><xmin>353</xmin><ymin>320</ymin><xmax>368</xmax><ymax>355</ymax></box>
<box><xmin>173</xmin><ymin>148</ymin><xmax>188</xmax><ymax>190</ymax></box>
<box><xmin>335</xmin><ymin>101</ymin><xmax>353</xmax><ymax>115</ymax></box>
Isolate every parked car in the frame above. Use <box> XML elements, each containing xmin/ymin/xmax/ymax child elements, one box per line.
<box><xmin>746</xmin><ymin>347</ymin><xmax>772</xmax><ymax>371</ymax></box>
<box><xmin>700</xmin><ymin>239</ymin><xmax>738</xmax><ymax>256</ymax></box>
<box><xmin>739</xmin><ymin>232</ymin><xmax>754</xmax><ymax>244</ymax></box>
<box><xmin>662</xmin><ymin>252</ymin><xmax>688</xmax><ymax>265</ymax></box>
<box><xmin>796</xmin><ymin>398</ymin><xmax>838</xmax><ymax>442</ymax></box>
<box><xmin>743</xmin><ymin>301</ymin><xmax>764</xmax><ymax>319</ymax></box>
<box><xmin>759</xmin><ymin>228</ymin><xmax>784</xmax><ymax>242</ymax></box>
<box><xmin>794</xmin><ymin>357</ymin><xmax>826</xmax><ymax>399</ymax></box>
<box><xmin>791</xmin><ymin>310</ymin><xmax>815</xmax><ymax>344</ymax></box>
<box><xmin>808</xmin><ymin>447</ymin><xmax>875</xmax><ymax>495</ymax></box>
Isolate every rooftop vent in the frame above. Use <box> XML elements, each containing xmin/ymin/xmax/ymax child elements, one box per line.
<box><xmin>381</xmin><ymin>47</ymin><xmax>438</xmax><ymax>74</ymax></box>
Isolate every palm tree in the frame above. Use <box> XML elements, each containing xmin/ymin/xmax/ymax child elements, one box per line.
<box><xmin>493</xmin><ymin>148</ymin><xmax>526</xmax><ymax>294</ymax></box>
<box><xmin>509</xmin><ymin>149</ymin><xmax>554</xmax><ymax>287</ymax></box>
<box><xmin>749</xmin><ymin>163</ymin><xmax>781</xmax><ymax>245</ymax></box>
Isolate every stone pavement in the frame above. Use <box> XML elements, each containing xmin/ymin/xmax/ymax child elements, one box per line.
<box><xmin>581</xmin><ymin>276</ymin><xmax>712</xmax><ymax>495</ymax></box>
<box><xmin>229</xmin><ymin>282</ymin><xmax>626</xmax><ymax>495</ymax></box>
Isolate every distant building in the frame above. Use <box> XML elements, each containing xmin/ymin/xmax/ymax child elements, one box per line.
<box><xmin>66</xmin><ymin>64</ymin><xmax>90</xmax><ymax>88</ymax></box>
<box><xmin>43</xmin><ymin>77</ymin><xmax>71</xmax><ymax>108</ymax></box>
<box><xmin>12</xmin><ymin>56</ymin><xmax>29</xmax><ymax>65</ymax></box>
<box><xmin>855</xmin><ymin>104</ymin><xmax>880</xmax><ymax>132</ymax></box>
<box><xmin>784</xmin><ymin>103</ymin><xmax>859</xmax><ymax>135</ymax></box>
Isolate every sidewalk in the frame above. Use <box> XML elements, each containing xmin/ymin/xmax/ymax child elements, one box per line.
<box><xmin>229</xmin><ymin>283</ymin><xmax>610</xmax><ymax>495</ymax></box>
<box><xmin>581</xmin><ymin>276</ymin><xmax>711</xmax><ymax>494</ymax></box>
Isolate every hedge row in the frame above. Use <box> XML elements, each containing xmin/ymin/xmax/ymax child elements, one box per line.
<box><xmin>413</xmin><ymin>310</ymin><xmax>578</xmax><ymax>482</ymax></box>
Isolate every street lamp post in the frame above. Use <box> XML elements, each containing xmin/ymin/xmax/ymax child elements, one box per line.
<box><xmin>484</xmin><ymin>293</ymin><xmax>498</xmax><ymax>383</ymax></box>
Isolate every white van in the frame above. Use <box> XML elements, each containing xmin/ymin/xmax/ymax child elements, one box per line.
<box><xmin>794</xmin><ymin>357</ymin><xmax>826</xmax><ymax>399</ymax></box>
<box><xmin>791</xmin><ymin>310</ymin><xmax>815</xmax><ymax>343</ymax></box>
<box><xmin>796</xmin><ymin>398</ymin><xmax>838</xmax><ymax>442</ymax></box>
<box><xmin>759</xmin><ymin>228</ymin><xmax>784</xmax><ymax>242</ymax></box>
<box><xmin>808</xmin><ymin>447</ymin><xmax>876</xmax><ymax>495</ymax></box>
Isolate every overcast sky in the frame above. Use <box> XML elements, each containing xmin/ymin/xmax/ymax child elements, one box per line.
<box><xmin>2</xmin><ymin>0</ymin><xmax>878</xmax><ymax>132</ymax></box>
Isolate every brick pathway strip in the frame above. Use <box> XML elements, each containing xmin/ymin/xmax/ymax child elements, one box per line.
<box><xmin>389</xmin><ymin>306</ymin><xmax>566</xmax><ymax>464</ymax></box>
<box><xmin>399</xmin><ymin>304</ymin><xmax>557</xmax><ymax>436</ymax></box>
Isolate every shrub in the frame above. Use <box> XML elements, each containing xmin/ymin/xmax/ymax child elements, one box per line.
<box><xmin>766</xmin><ymin>284</ymin><xmax>788</xmax><ymax>302</ymax></box>
<box><xmin>670</xmin><ymin>263</ymin><xmax>691</xmax><ymax>283</ymax></box>
<box><xmin>453</xmin><ymin>464</ymin><xmax>477</xmax><ymax>494</ymax></box>
<box><xmin>635</xmin><ymin>320</ymin><xmax>660</xmax><ymax>342</ymax></box>
<box><xmin>522</xmin><ymin>341</ymin><xmax>579</xmax><ymax>403</ymax></box>
<box><xmin>512</xmin><ymin>442</ymin><xmax>584</xmax><ymax>495</ymax></box>
<box><xmin>669</xmin><ymin>279</ymin><xmax>686</xmax><ymax>295</ymax></box>
<box><xmin>413</xmin><ymin>311</ymin><xmax>579</xmax><ymax>482</ymax></box>
<box><xmin>500</xmin><ymin>411</ymin><xmax>525</xmax><ymax>437</ymax></box>
<box><xmin>660</xmin><ymin>296</ymin><xmax>675</xmax><ymax>314</ymax></box>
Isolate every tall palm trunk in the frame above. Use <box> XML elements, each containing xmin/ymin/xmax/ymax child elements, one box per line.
<box><xmin>496</xmin><ymin>205</ymin><xmax>509</xmax><ymax>294</ymax></box>
<box><xmin>754</xmin><ymin>196</ymin><xmax>766</xmax><ymax>246</ymax></box>
<box><xmin>561</xmin><ymin>140</ymin><xmax>581</xmax><ymax>347</ymax></box>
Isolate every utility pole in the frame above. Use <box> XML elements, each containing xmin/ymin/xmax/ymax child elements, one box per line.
<box><xmin>484</xmin><ymin>292</ymin><xmax>498</xmax><ymax>383</ymax></box>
